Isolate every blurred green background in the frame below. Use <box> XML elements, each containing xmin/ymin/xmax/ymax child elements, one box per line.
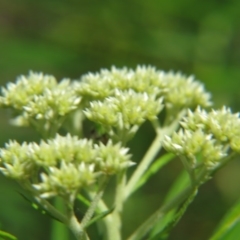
<box><xmin>0</xmin><ymin>0</ymin><xmax>240</xmax><ymax>239</ymax></box>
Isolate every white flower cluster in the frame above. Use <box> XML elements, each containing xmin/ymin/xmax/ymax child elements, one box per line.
<box><xmin>95</xmin><ymin>141</ymin><xmax>135</xmax><ymax>175</ymax></box>
<box><xmin>0</xmin><ymin>141</ymin><xmax>35</xmax><ymax>179</ymax></box>
<box><xmin>162</xmin><ymin>72</ymin><xmax>212</xmax><ymax>109</ymax></box>
<box><xmin>0</xmin><ymin>66</ymin><xmax>213</xmax><ymax>198</ymax></box>
<box><xmin>163</xmin><ymin>107</ymin><xmax>240</xmax><ymax>169</ymax></box>
<box><xmin>0</xmin><ymin>67</ymin><xmax>211</xmax><ymax>138</ymax></box>
<box><xmin>74</xmin><ymin>65</ymin><xmax>211</xmax><ymax>109</ymax></box>
<box><xmin>0</xmin><ymin>71</ymin><xmax>80</xmax><ymax>126</ymax></box>
<box><xmin>33</xmin><ymin>162</ymin><xmax>96</xmax><ymax>198</ymax></box>
<box><xmin>74</xmin><ymin>66</ymin><xmax>211</xmax><ymax>139</ymax></box>
<box><xmin>0</xmin><ymin>134</ymin><xmax>133</xmax><ymax>198</ymax></box>
<box><xmin>74</xmin><ymin>66</ymin><xmax>166</xmax><ymax>99</ymax></box>
<box><xmin>84</xmin><ymin>89</ymin><xmax>164</xmax><ymax>130</ymax></box>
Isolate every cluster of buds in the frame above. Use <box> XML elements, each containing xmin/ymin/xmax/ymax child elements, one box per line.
<box><xmin>0</xmin><ymin>134</ymin><xmax>133</xmax><ymax>198</ymax></box>
<box><xmin>74</xmin><ymin>66</ymin><xmax>211</xmax><ymax>140</ymax></box>
<box><xmin>0</xmin><ymin>66</ymin><xmax>213</xmax><ymax>199</ymax></box>
<box><xmin>84</xmin><ymin>89</ymin><xmax>164</xmax><ymax>138</ymax></box>
<box><xmin>74</xmin><ymin>66</ymin><xmax>211</xmax><ymax>110</ymax></box>
<box><xmin>163</xmin><ymin>107</ymin><xmax>240</xmax><ymax>169</ymax></box>
<box><xmin>0</xmin><ymin>72</ymin><xmax>81</xmax><ymax>132</ymax></box>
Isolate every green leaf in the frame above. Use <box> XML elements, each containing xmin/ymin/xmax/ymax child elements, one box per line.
<box><xmin>84</xmin><ymin>206</ymin><xmax>115</xmax><ymax>229</ymax></box>
<box><xmin>77</xmin><ymin>194</ymin><xmax>91</xmax><ymax>208</ymax></box>
<box><xmin>18</xmin><ymin>192</ymin><xmax>63</xmax><ymax>223</ymax></box>
<box><xmin>210</xmin><ymin>197</ymin><xmax>240</xmax><ymax>240</ymax></box>
<box><xmin>149</xmin><ymin>188</ymin><xmax>197</xmax><ymax>240</ymax></box>
<box><xmin>163</xmin><ymin>170</ymin><xmax>190</xmax><ymax>204</ymax></box>
<box><xmin>134</xmin><ymin>153</ymin><xmax>175</xmax><ymax>193</ymax></box>
<box><xmin>0</xmin><ymin>230</ymin><xmax>17</xmax><ymax>240</ymax></box>
<box><xmin>148</xmin><ymin>170</ymin><xmax>190</xmax><ymax>239</ymax></box>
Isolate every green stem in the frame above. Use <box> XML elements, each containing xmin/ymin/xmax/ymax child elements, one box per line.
<box><xmin>65</xmin><ymin>195</ymin><xmax>89</xmax><ymax>240</ymax></box>
<box><xmin>180</xmin><ymin>156</ymin><xmax>196</xmax><ymax>187</ymax></box>
<box><xmin>50</xmin><ymin>198</ymin><xmax>69</xmax><ymax>240</ymax></box>
<box><xmin>81</xmin><ymin>177</ymin><xmax>109</xmax><ymax>228</ymax></box>
<box><xmin>68</xmin><ymin>213</ymin><xmax>89</xmax><ymax>240</ymax></box>
<box><xmin>124</xmin><ymin>130</ymin><xmax>164</xmax><ymax>200</ymax></box>
<box><xmin>90</xmin><ymin>172</ymin><xmax>126</xmax><ymax>240</ymax></box>
<box><xmin>111</xmin><ymin>170</ymin><xmax>127</xmax><ymax>240</ymax></box>
<box><xmin>20</xmin><ymin>181</ymin><xmax>69</xmax><ymax>225</ymax></box>
<box><xmin>90</xmin><ymin>198</ymin><xmax>118</xmax><ymax>240</ymax></box>
<box><xmin>34</xmin><ymin>196</ymin><xmax>69</xmax><ymax>225</ymax></box>
<box><xmin>124</xmin><ymin>110</ymin><xmax>186</xmax><ymax>200</ymax></box>
<box><xmin>126</xmin><ymin>168</ymin><xmax>209</xmax><ymax>240</ymax></box>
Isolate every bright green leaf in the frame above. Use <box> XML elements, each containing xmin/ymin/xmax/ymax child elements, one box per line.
<box><xmin>149</xmin><ymin>188</ymin><xmax>197</xmax><ymax>240</ymax></box>
<box><xmin>148</xmin><ymin>170</ymin><xmax>191</xmax><ymax>238</ymax></box>
<box><xmin>210</xmin><ymin>197</ymin><xmax>240</xmax><ymax>240</ymax></box>
<box><xmin>0</xmin><ymin>230</ymin><xmax>17</xmax><ymax>240</ymax></box>
<box><xmin>163</xmin><ymin>170</ymin><xmax>190</xmax><ymax>204</ymax></box>
<box><xmin>77</xmin><ymin>194</ymin><xmax>91</xmax><ymax>208</ymax></box>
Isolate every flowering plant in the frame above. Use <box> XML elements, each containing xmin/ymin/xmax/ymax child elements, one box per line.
<box><xmin>0</xmin><ymin>66</ymin><xmax>239</xmax><ymax>240</ymax></box>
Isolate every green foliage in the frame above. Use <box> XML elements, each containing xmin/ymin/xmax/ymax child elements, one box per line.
<box><xmin>210</xmin><ymin>197</ymin><xmax>240</xmax><ymax>240</ymax></box>
<box><xmin>0</xmin><ymin>230</ymin><xmax>17</xmax><ymax>240</ymax></box>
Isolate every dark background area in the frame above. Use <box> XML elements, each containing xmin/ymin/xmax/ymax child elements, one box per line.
<box><xmin>0</xmin><ymin>0</ymin><xmax>240</xmax><ymax>239</ymax></box>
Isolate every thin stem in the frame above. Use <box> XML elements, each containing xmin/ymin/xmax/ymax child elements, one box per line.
<box><xmin>19</xmin><ymin>181</ymin><xmax>69</xmax><ymax>225</ymax></box>
<box><xmin>88</xmin><ymin>172</ymin><xmax>126</xmax><ymax>240</ymax></box>
<box><xmin>34</xmin><ymin>196</ymin><xmax>69</xmax><ymax>224</ymax></box>
<box><xmin>124</xmin><ymin>130</ymin><xmax>164</xmax><ymax>200</ymax></box>
<box><xmin>111</xmin><ymin>170</ymin><xmax>127</xmax><ymax>240</ymax></box>
<box><xmin>124</xmin><ymin>110</ymin><xmax>186</xmax><ymax>200</ymax></box>
<box><xmin>65</xmin><ymin>194</ymin><xmax>89</xmax><ymax>240</ymax></box>
<box><xmin>180</xmin><ymin>156</ymin><xmax>196</xmax><ymax>187</ymax></box>
<box><xmin>81</xmin><ymin>176</ymin><xmax>109</xmax><ymax>228</ymax></box>
<box><xmin>88</xmin><ymin>197</ymin><xmax>118</xmax><ymax>240</ymax></box>
<box><xmin>127</xmin><ymin>168</ymin><xmax>209</xmax><ymax>240</ymax></box>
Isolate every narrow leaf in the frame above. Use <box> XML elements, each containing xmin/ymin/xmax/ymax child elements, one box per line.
<box><xmin>134</xmin><ymin>153</ymin><xmax>175</xmax><ymax>192</ymax></box>
<box><xmin>163</xmin><ymin>170</ymin><xmax>190</xmax><ymax>204</ymax></box>
<box><xmin>210</xmin><ymin>197</ymin><xmax>240</xmax><ymax>240</ymax></box>
<box><xmin>77</xmin><ymin>194</ymin><xmax>91</xmax><ymax>207</ymax></box>
<box><xmin>148</xmin><ymin>170</ymin><xmax>190</xmax><ymax>238</ymax></box>
<box><xmin>18</xmin><ymin>192</ymin><xmax>63</xmax><ymax>223</ymax></box>
<box><xmin>0</xmin><ymin>230</ymin><xmax>17</xmax><ymax>240</ymax></box>
<box><xmin>149</xmin><ymin>188</ymin><xmax>197</xmax><ymax>240</ymax></box>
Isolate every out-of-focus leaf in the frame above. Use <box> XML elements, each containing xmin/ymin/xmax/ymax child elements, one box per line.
<box><xmin>18</xmin><ymin>192</ymin><xmax>63</xmax><ymax>223</ymax></box>
<box><xmin>210</xmin><ymin>197</ymin><xmax>240</xmax><ymax>240</ymax></box>
<box><xmin>149</xmin><ymin>188</ymin><xmax>197</xmax><ymax>240</ymax></box>
<box><xmin>77</xmin><ymin>194</ymin><xmax>91</xmax><ymax>207</ymax></box>
<box><xmin>163</xmin><ymin>170</ymin><xmax>190</xmax><ymax>204</ymax></box>
<box><xmin>134</xmin><ymin>153</ymin><xmax>175</xmax><ymax>193</ymax></box>
<box><xmin>148</xmin><ymin>170</ymin><xmax>191</xmax><ymax>238</ymax></box>
<box><xmin>0</xmin><ymin>230</ymin><xmax>17</xmax><ymax>240</ymax></box>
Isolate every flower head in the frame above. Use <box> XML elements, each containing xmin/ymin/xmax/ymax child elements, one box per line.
<box><xmin>0</xmin><ymin>72</ymin><xmax>81</xmax><ymax>129</ymax></box>
<box><xmin>74</xmin><ymin>66</ymin><xmax>211</xmax><ymax>110</ymax></box>
<box><xmin>94</xmin><ymin>140</ymin><xmax>134</xmax><ymax>174</ymax></box>
<box><xmin>163</xmin><ymin>106</ymin><xmax>240</xmax><ymax>169</ymax></box>
<box><xmin>0</xmin><ymin>140</ymin><xmax>36</xmax><ymax>179</ymax></box>
<box><xmin>0</xmin><ymin>134</ymin><xmax>134</xmax><ymax>198</ymax></box>
<box><xmin>84</xmin><ymin>89</ymin><xmax>164</xmax><ymax>131</ymax></box>
<box><xmin>33</xmin><ymin>162</ymin><xmax>97</xmax><ymax>198</ymax></box>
